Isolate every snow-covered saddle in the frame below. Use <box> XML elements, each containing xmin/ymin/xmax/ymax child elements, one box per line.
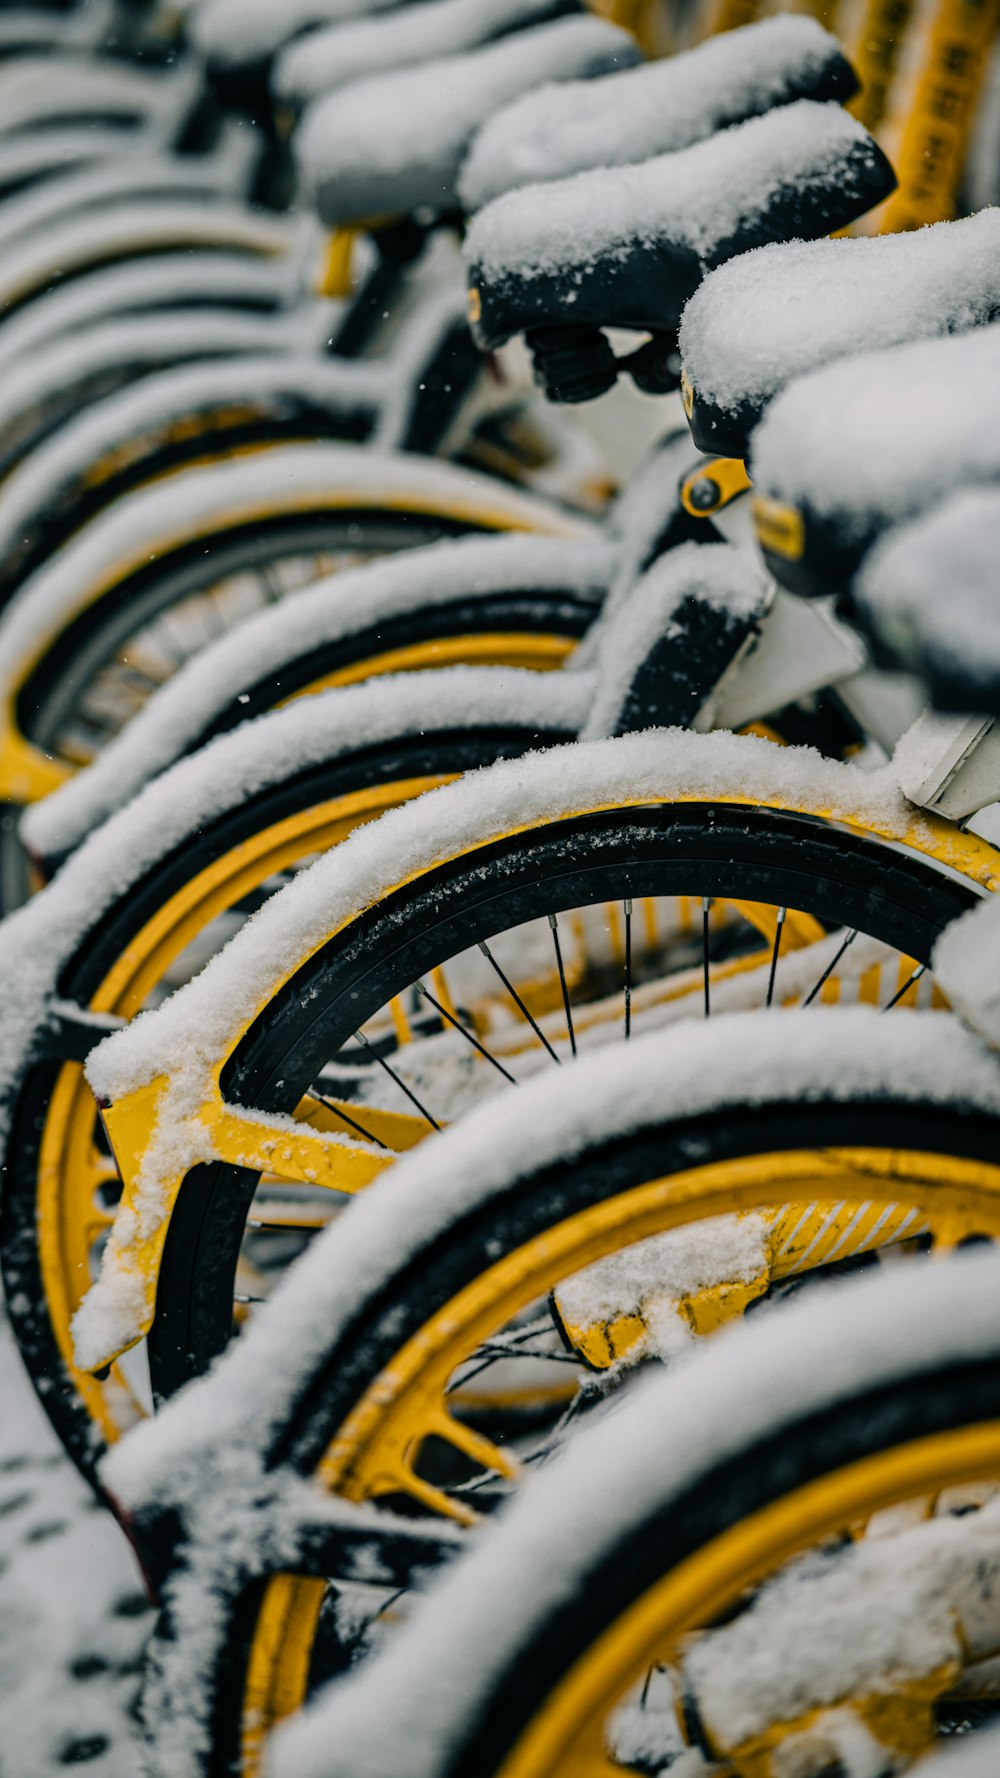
<box><xmin>750</xmin><ymin>323</ymin><xmax>1000</xmax><ymax>599</ymax></box>
<box><xmin>680</xmin><ymin>207</ymin><xmax>1000</xmax><ymax>460</ymax></box>
<box><xmin>459</xmin><ymin>14</ymin><xmax>857</xmax><ymax>212</ymax></box>
<box><xmin>295</xmin><ymin>15</ymin><xmax>637</xmax><ymax>228</ymax></box>
<box><xmin>275</xmin><ymin>0</ymin><xmax>585</xmax><ymax>113</ymax></box>
<box><xmin>464</xmin><ymin>102</ymin><xmax>893</xmax><ymax>400</ymax></box>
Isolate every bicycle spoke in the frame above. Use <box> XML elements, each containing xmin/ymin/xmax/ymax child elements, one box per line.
<box><xmin>548</xmin><ymin>913</ymin><xmax>577</xmax><ymax>1056</ymax></box>
<box><xmin>882</xmin><ymin>963</ymin><xmax>927</xmax><ymax>1013</ymax></box>
<box><xmin>766</xmin><ymin>907</ymin><xmax>787</xmax><ymax>1008</ymax></box>
<box><xmin>702</xmin><ymin>897</ymin><xmax>711</xmax><ymax>1019</ymax></box>
<box><xmin>351</xmin><ymin>1031</ymin><xmax>442</xmax><ymax>1131</ymax></box>
<box><xmin>414</xmin><ymin>981</ymin><xmax>518</xmax><ymax>1084</ymax></box>
<box><xmin>310</xmin><ymin>1092</ymin><xmax>389</xmax><ymax>1151</ymax></box>
<box><xmin>624</xmin><ymin>899</ymin><xmax>632</xmax><ymax>1042</ymax></box>
<box><xmin>477</xmin><ymin>941</ymin><xmax>561</xmax><ymax>1063</ymax></box>
<box><xmin>801</xmin><ymin>928</ymin><xmax>858</xmax><ymax>1007</ymax></box>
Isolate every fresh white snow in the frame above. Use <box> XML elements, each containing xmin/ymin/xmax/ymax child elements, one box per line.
<box><xmin>296</xmin><ymin>16</ymin><xmax>637</xmax><ymax>224</ymax></box>
<box><xmin>679</xmin><ymin>207</ymin><xmax>1000</xmax><ymax>415</ymax></box>
<box><xmin>460</xmin><ymin>14</ymin><xmax>847</xmax><ymax>210</ymax></box>
<box><xmin>465</xmin><ymin>101</ymin><xmax>879</xmax><ymax>289</ymax></box>
<box><xmin>751</xmin><ymin>324</ymin><xmax>1000</xmax><ymax>530</ymax></box>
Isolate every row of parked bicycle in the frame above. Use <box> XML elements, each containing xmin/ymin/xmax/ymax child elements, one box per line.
<box><xmin>2</xmin><ymin>1</ymin><xmax>1000</xmax><ymax>1775</ymax></box>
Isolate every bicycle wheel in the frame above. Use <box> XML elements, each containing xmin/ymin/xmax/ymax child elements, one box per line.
<box><xmin>76</xmin><ymin>734</ymin><xmax>1000</xmax><ymax>1392</ymax></box>
<box><xmin>101</xmin><ymin>1019</ymin><xmax>1000</xmax><ymax>1775</ymax></box>
<box><xmin>0</xmin><ymin>444</ymin><xmax>581</xmax><ymax>905</ymax></box>
<box><xmin>260</xmin><ymin>1240</ymin><xmax>1000</xmax><ymax>1778</ymax></box>
<box><xmin>1</xmin><ymin>672</ymin><xmax>585</xmax><ymax>1479</ymax></box>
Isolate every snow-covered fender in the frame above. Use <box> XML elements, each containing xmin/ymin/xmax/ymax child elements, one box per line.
<box><xmin>0</xmin><ymin>442</ymin><xmax>588</xmax><ymax>805</ymax></box>
<box><xmin>75</xmin><ymin>729</ymin><xmax>1000</xmax><ymax>1373</ymax></box>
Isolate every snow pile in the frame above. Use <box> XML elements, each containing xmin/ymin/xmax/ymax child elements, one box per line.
<box><xmin>465</xmin><ymin>101</ymin><xmax>883</xmax><ymax>297</ymax></box>
<box><xmin>856</xmin><ymin>489</ymin><xmax>1000</xmax><ymax>692</ymax></box>
<box><xmin>584</xmin><ymin>541</ymin><xmax>769</xmax><ymax>738</ymax></box>
<box><xmin>751</xmin><ymin>325</ymin><xmax>1000</xmax><ymax>533</ymax></box>
<box><xmin>264</xmin><ymin>1246</ymin><xmax>1000</xmax><ymax>1778</ymax></box>
<box><xmin>679</xmin><ymin>207</ymin><xmax>1000</xmax><ymax>417</ymax></box>
<box><xmin>461</xmin><ymin>14</ymin><xmax>850</xmax><ymax>210</ymax></box>
<box><xmin>296</xmin><ymin>17</ymin><xmax>637</xmax><ymax>225</ymax></box>
<box><xmin>23</xmin><ymin>530</ymin><xmax>605</xmax><ymax>862</ymax></box>
<box><xmin>275</xmin><ymin>0</ymin><xmax>572</xmax><ymax>109</ymax></box>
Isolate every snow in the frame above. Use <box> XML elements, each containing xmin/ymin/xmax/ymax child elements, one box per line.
<box><xmin>923</xmin><ymin>1730</ymin><xmax>1000</xmax><ymax>1776</ymax></box>
<box><xmin>0</xmin><ymin>440</ymin><xmax>581</xmax><ymax>745</ymax></box>
<box><xmin>751</xmin><ymin>325</ymin><xmax>1000</xmax><ymax>535</ymax></box>
<box><xmin>264</xmin><ymin>1245</ymin><xmax>1000</xmax><ymax>1778</ymax></box>
<box><xmin>0</xmin><ymin>1318</ymin><xmax>147</xmax><ymax>1778</ymax></box>
<box><xmin>555</xmin><ymin>1213</ymin><xmax>771</xmax><ymax>1361</ymax></box>
<box><xmin>193</xmin><ymin>0</ymin><xmax>405</xmax><ymax>68</ymax></box>
<box><xmin>275</xmin><ymin>0</ymin><xmax>575</xmax><ymax>109</ymax></box>
<box><xmin>684</xmin><ymin>1496</ymin><xmax>1000</xmax><ymax>1747</ymax></box>
<box><xmin>0</xmin><ymin>198</ymin><xmax>303</xmax><ymax>321</ymax></box>
<box><xmin>296</xmin><ymin>16</ymin><xmax>638</xmax><ymax>226</ymax></box>
<box><xmin>460</xmin><ymin>14</ymin><xmax>850</xmax><ymax>210</ymax></box>
<box><xmin>679</xmin><ymin>206</ymin><xmax>1000</xmax><ymax>417</ymax></box>
<box><xmin>582</xmin><ymin>541</ymin><xmax>769</xmax><ymax>738</ymax></box>
<box><xmin>24</xmin><ymin>529</ymin><xmax>605</xmax><ymax>862</ymax></box>
<box><xmin>464</xmin><ymin>101</ymin><xmax>882</xmax><ymax>305</ymax></box>
<box><xmin>855</xmin><ymin>489</ymin><xmax>1000</xmax><ymax>693</ymax></box>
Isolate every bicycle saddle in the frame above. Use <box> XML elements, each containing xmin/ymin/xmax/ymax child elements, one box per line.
<box><xmin>465</xmin><ymin>102</ymin><xmax>894</xmax><ymax>402</ymax></box>
<box><xmin>193</xmin><ymin>0</ymin><xmax>398</xmax><ymax>79</ymax></box>
<box><xmin>854</xmin><ymin>489</ymin><xmax>1000</xmax><ymax>717</ymax></box>
<box><xmin>460</xmin><ymin>15</ymin><xmax>857</xmax><ymax>212</ymax></box>
<box><xmin>275</xmin><ymin>0</ymin><xmax>582</xmax><ymax>112</ymax></box>
<box><xmin>296</xmin><ymin>16</ymin><xmax>638</xmax><ymax>228</ymax></box>
<box><xmin>751</xmin><ymin>325</ymin><xmax>1000</xmax><ymax>598</ymax></box>
<box><xmin>680</xmin><ymin>206</ymin><xmax>1000</xmax><ymax>459</ymax></box>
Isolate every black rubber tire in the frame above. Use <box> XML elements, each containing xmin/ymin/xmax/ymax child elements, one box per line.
<box><xmin>149</xmin><ymin>799</ymin><xmax>982</xmax><ymax>1402</ymax></box>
